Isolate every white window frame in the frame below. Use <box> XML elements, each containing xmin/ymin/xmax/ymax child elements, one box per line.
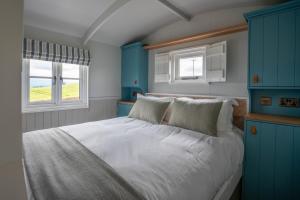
<box><xmin>170</xmin><ymin>46</ymin><xmax>207</xmax><ymax>83</ymax></box>
<box><xmin>22</xmin><ymin>59</ymin><xmax>89</xmax><ymax>113</ymax></box>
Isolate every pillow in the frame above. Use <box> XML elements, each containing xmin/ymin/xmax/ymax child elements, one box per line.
<box><xmin>137</xmin><ymin>93</ymin><xmax>173</xmax><ymax>102</ymax></box>
<box><xmin>175</xmin><ymin>97</ymin><xmax>237</xmax><ymax>133</ymax></box>
<box><xmin>128</xmin><ymin>98</ymin><xmax>170</xmax><ymax>124</ymax></box>
<box><xmin>168</xmin><ymin>98</ymin><xmax>223</xmax><ymax>136</ymax></box>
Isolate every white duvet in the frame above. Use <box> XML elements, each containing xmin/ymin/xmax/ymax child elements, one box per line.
<box><xmin>61</xmin><ymin>117</ymin><xmax>244</xmax><ymax>200</ymax></box>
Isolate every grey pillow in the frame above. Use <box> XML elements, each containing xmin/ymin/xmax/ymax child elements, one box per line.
<box><xmin>168</xmin><ymin>99</ymin><xmax>223</xmax><ymax>136</ymax></box>
<box><xmin>128</xmin><ymin>98</ymin><xmax>170</xmax><ymax>124</ymax></box>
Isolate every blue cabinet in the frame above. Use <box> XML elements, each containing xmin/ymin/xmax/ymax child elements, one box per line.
<box><xmin>243</xmin><ymin>120</ymin><xmax>300</xmax><ymax>200</ymax></box>
<box><xmin>295</xmin><ymin>9</ymin><xmax>300</xmax><ymax>87</ymax></box>
<box><xmin>121</xmin><ymin>42</ymin><xmax>148</xmax><ymax>91</ymax></box>
<box><xmin>117</xmin><ymin>102</ymin><xmax>133</xmax><ymax>117</ymax></box>
<box><xmin>245</xmin><ymin>1</ymin><xmax>300</xmax><ymax>88</ymax></box>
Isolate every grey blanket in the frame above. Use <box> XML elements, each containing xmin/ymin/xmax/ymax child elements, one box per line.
<box><xmin>23</xmin><ymin>128</ymin><xmax>145</xmax><ymax>200</ymax></box>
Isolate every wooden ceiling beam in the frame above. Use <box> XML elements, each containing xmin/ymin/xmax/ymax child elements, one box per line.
<box><xmin>82</xmin><ymin>0</ymin><xmax>131</xmax><ymax>45</ymax></box>
<box><xmin>157</xmin><ymin>0</ymin><xmax>191</xmax><ymax>21</ymax></box>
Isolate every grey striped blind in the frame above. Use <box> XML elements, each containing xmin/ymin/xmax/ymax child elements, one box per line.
<box><xmin>23</xmin><ymin>38</ymin><xmax>90</xmax><ymax>65</ymax></box>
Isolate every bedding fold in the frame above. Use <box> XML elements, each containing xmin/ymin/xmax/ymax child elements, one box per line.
<box><xmin>23</xmin><ymin>128</ymin><xmax>145</xmax><ymax>200</ymax></box>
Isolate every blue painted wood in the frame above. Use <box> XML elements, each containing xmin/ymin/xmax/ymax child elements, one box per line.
<box><xmin>251</xmin><ymin>89</ymin><xmax>300</xmax><ymax>117</ymax></box>
<box><xmin>117</xmin><ymin>103</ymin><xmax>133</xmax><ymax>117</ymax></box>
<box><xmin>121</xmin><ymin>42</ymin><xmax>148</xmax><ymax>91</ymax></box>
<box><xmin>293</xmin><ymin>127</ymin><xmax>300</xmax><ymax>199</ymax></box>
<box><xmin>243</xmin><ymin>121</ymin><xmax>260</xmax><ymax>200</ymax></box>
<box><xmin>259</xmin><ymin>123</ymin><xmax>276</xmax><ymax>200</ymax></box>
<box><xmin>121</xmin><ymin>44</ymin><xmax>139</xmax><ymax>88</ymax></box>
<box><xmin>278</xmin><ymin>10</ymin><xmax>295</xmax><ymax>87</ymax></box>
<box><xmin>244</xmin><ymin>1</ymin><xmax>300</xmax><ymax>21</ymax></box>
<box><xmin>263</xmin><ymin>14</ymin><xmax>278</xmax><ymax>86</ymax></box>
<box><xmin>295</xmin><ymin>9</ymin><xmax>300</xmax><ymax>87</ymax></box>
<box><xmin>275</xmin><ymin>125</ymin><xmax>293</xmax><ymax>200</ymax></box>
<box><xmin>249</xmin><ymin>17</ymin><xmax>263</xmax><ymax>87</ymax></box>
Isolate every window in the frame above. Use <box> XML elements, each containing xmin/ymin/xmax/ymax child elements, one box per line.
<box><xmin>22</xmin><ymin>59</ymin><xmax>88</xmax><ymax>113</ymax></box>
<box><xmin>172</xmin><ymin>48</ymin><xmax>205</xmax><ymax>81</ymax></box>
<box><xmin>154</xmin><ymin>41</ymin><xmax>226</xmax><ymax>83</ymax></box>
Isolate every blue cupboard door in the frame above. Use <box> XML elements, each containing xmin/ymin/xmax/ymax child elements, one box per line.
<box><xmin>117</xmin><ymin>103</ymin><xmax>133</xmax><ymax>117</ymax></box>
<box><xmin>122</xmin><ymin>46</ymin><xmax>139</xmax><ymax>87</ymax></box>
<box><xmin>259</xmin><ymin>123</ymin><xmax>276</xmax><ymax>200</ymax></box>
<box><xmin>293</xmin><ymin>127</ymin><xmax>300</xmax><ymax>199</ymax></box>
<box><xmin>249</xmin><ymin>17</ymin><xmax>263</xmax><ymax>87</ymax></box>
<box><xmin>263</xmin><ymin>14</ymin><xmax>278</xmax><ymax>86</ymax></box>
<box><xmin>278</xmin><ymin>10</ymin><xmax>295</xmax><ymax>87</ymax></box>
<box><xmin>295</xmin><ymin>9</ymin><xmax>300</xmax><ymax>87</ymax></box>
<box><xmin>244</xmin><ymin>121</ymin><xmax>260</xmax><ymax>200</ymax></box>
<box><xmin>275</xmin><ymin>125</ymin><xmax>293</xmax><ymax>200</ymax></box>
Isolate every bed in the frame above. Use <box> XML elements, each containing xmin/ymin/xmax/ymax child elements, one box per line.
<box><xmin>23</xmin><ymin>94</ymin><xmax>247</xmax><ymax>200</ymax></box>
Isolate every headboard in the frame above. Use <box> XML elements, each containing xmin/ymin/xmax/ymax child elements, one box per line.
<box><xmin>146</xmin><ymin>93</ymin><xmax>248</xmax><ymax>130</ymax></box>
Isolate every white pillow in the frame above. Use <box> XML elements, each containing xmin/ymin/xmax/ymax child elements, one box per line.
<box><xmin>137</xmin><ymin>94</ymin><xmax>173</xmax><ymax>102</ymax></box>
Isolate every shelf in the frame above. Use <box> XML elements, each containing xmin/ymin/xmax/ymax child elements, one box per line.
<box><xmin>118</xmin><ymin>100</ymin><xmax>135</xmax><ymax>105</ymax></box>
<box><xmin>246</xmin><ymin>113</ymin><xmax>300</xmax><ymax>126</ymax></box>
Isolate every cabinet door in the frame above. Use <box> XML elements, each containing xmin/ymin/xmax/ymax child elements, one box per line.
<box><xmin>122</xmin><ymin>47</ymin><xmax>139</xmax><ymax>87</ymax></box>
<box><xmin>263</xmin><ymin>14</ymin><xmax>278</xmax><ymax>86</ymax></box>
<box><xmin>249</xmin><ymin>17</ymin><xmax>263</xmax><ymax>87</ymax></box>
<box><xmin>295</xmin><ymin>9</ymin><xmax>300</xmax><ymax>87</ymax></box>
<box><xmin>259</xmin><ymin>123</ymin><xmax>276</xmax><ymax>199</ymax></box>
<box><xmin>275</xmin><ymin>125</ymin><xmax>293</xmax><ymax>200</ymax></box>
<box><xmin>117</xmin><ymin>103</ymin><xmax>133</xmax><ymax>117</ymax></box>
<box><xmin>293</xmin><ymin>127</ymin><xmax>300</xmax><ymax>199</ymax></box>
<box><xmin>278</xmin><ymin>10</ymin><xmax>295</xmax><ymax>86</ymax></box>
<box><xmin>244</xmin><ymin>121</ymin><xmax>260</xmax><ymax>200</ymax></box>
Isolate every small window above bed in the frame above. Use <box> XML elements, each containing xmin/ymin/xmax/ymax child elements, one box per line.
<box><xmin>154</xmin><ymin>41</ymin><xmax>226</xmax><ymax>83</ymax></box>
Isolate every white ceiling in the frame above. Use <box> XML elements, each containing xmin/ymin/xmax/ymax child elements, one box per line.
<box><xmin>24</xmin><ymin>0</ymin><xmax>283</xmax><ymax>46</ymax></box>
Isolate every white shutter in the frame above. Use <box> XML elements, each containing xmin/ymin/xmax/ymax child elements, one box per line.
<box><xmin>154</xmin><ymin>53</ymin><xmax>170</xmax><ymax>83</ymax></box>
<box><xmin>205</xmin><ymin>41</ymin><xmax>226</xmax><ymax>82</ymax></box>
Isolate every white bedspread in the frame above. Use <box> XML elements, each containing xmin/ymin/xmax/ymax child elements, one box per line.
<box><xmin>61</xmin><ymin>117</ymin><xmax>244</xmax><ymax>200</ymax></box>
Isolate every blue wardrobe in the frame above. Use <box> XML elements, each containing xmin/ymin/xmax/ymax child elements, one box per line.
<box><xmin>117</xmin><ymin>42</ymin><xmax>148</xmax><ymax>117</ymax></box>
<box><xmin>243</xmin><ymin>1</ymin><xmax>300</xmax><ymax>199</ymax></box>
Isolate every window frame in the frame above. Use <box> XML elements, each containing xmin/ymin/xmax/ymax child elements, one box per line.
<box><xmin>22</xmin><ymin>59</ymin><xmax>89</xmax><ymax>113</ymax></box>
<box><xmin>170</xmin><ymin>46</ymin><xmax>207</xmax><ymax>83</ymax></box>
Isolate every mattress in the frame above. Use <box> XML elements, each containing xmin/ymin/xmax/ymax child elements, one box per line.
<box><xmin>25</xmin><ymin>117</ymin><xmax>244</xmax><ymax>200</ymax></box>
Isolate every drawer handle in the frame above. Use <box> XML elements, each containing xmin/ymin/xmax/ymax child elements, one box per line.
<box><xmin>252</xmin><ymin>74</ymin><xmax>259</xmax><ymax>84</ymax></box>
<box><xmin>134</xmin><ymin>80</ymin><xmax>137</xmax><ymax>85</ymax></box>
<box><xmin>250</xmin><ymin>126</ymin><xmax>257</xmax><ymax>135</ymax></box>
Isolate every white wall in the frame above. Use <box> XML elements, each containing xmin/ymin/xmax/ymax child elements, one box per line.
<box><xmin>144</xmin><ymin>6</ymin><xmax>264</xmax><ymax>98</ymax></box>
<box><xmin>23</xmin><ymin>26</ymin><xmax>121</xmax><ymax>132</ymax></box>
<box><xmin>0</xmin><ymin>0</ymin><xmax>27</xmax><ymax>199</ymax></box>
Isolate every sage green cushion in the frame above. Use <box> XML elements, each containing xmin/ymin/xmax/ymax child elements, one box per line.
<box><xmin>168</xmin><ymin>99</ymin><xmax>223</xmax><ymax>136</ymax></box>
<box><xmin>128</xmin><ymin>98</ymin><xmax>170</xmax><ymax>124</ymax></box>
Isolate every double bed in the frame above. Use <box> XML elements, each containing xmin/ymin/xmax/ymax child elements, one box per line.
<box><xmin>23</xmin><ymin>94</ymin><xmax>247</xmax><ymax>200</ymax></box>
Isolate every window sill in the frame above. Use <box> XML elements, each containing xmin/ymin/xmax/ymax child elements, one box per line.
<box><xmin>170</xmin><ymin>79</ymin><xmax>208</xmax><ymax>84</ymax></box>
<box><xmin>22</xmin><ymin>103</ymin><xmax>89</xmax><ymax>113</ymax></box>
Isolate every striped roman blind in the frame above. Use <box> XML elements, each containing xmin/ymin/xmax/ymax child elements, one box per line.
<box><xmin>23</xmin><ymin>38</ymin><xmax>91</xmax><ymax>65</ymax></box>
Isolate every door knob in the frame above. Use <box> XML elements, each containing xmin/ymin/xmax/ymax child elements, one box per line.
<box><xmin>252</xmin><ymin>74</ymin><xmax>259</xmax><ymax>84</ymax></box>
<box><xmin>250</xmin><ymin>126</ymin><xmax>257</xmax><ymax>135</ymax></box>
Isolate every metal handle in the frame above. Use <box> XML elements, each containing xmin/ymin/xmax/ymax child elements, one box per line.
<box><xmin>252</xmin><ymin>74</ymin><xmax>259</xmax><ymax>84</ymax></box>
<box><xmin>53</xmin><ymin>76</ymin><xmax>57</xmax><ymax>85</ymax></box>
<box><xmin>60</xmin><ymin>76</ymin><xmax>63</xmax><ymax>82</ymax></box>
<box><xmin>250</xmin><ymin>126</ymin><xmax>257</xmax><ymax>135</ymax></box>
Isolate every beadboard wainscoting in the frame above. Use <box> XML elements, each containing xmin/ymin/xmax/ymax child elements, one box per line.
<box><xmin>22</xmin><ymin>98</ymin><xmax>118</xmax><ymax>132</ymax></box>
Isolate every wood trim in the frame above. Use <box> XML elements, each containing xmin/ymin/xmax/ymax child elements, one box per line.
<box><xmin>146</xmin><ymin>93</ymin><xmax>248</xmax><ymax>130</ymax></box>
<box><xmin>144</xmin><ymin>23</ymin><xmax>248</xmax><ymax>50</ymax></box>
<box><xmin>246</xmin><ymin>113</ymin><xmax>300</xmax><ymax>126</ymax></box>
<box><xmin>118</xmin><ymin>100</ymin><xmax>135</xmax><ymax>105</ymax></box>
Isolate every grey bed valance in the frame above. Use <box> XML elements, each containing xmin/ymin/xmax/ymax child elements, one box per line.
<box><xmin>23</xmin><ymin>38</ymin><xmax>91</xmax><ymax>65</ymax></box>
